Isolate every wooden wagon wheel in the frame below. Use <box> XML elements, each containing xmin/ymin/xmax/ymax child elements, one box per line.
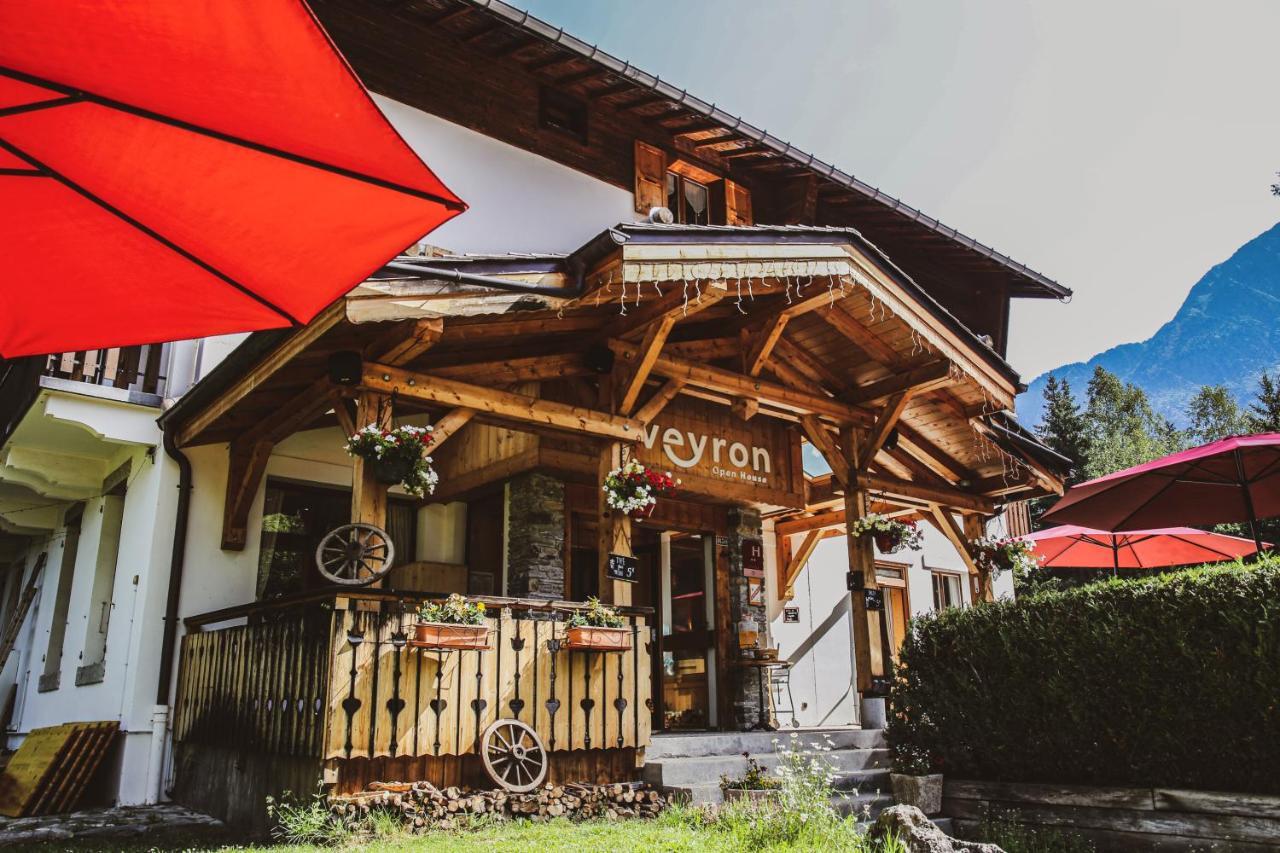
<box><xmin>481</xmin><ymin>719</ymin><xmax>547</xmax><ymax>793</ymax></box>
<box><xmin>314</xmin><ymin>523</ymin><xmax>395</xmax><ymax>586</ymax></box>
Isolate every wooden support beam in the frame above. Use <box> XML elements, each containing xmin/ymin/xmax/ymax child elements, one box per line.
<box><xmin>773</xmin><ymin>337</ymin><xmax>847</xmax><ymax>393</ymax></box>
<box><xmin>775</xmin><ymin>505</ymin><xmax>916</xmax><ymax>538</ymax></box>
<box><xmin>780</xmin><ymin>530</ymin><xmax>822</xmax><ymax>599</ymax></box>
<box><xmin>596</xmin><ymin>443</ymin><xmax>633</xmax><ymax>606</ymax></box>
<box><xmin>351</xmin><ymin>391</ymin><xmax>391</xmax><ymax>532</ymax></box>
<box><xmin>176</xmin><ymin>302</ymin><xmax>345</xmax><ymax>446</ymax></box>
<box><xmin>329</xmin><ymin>390</ymin><xmax>356</xmax><ymax>437</ymax></box>
<box><xmin>896</xmin><ymin>423</ymin><xmax>976</xmax><ymax>484</ymax></box>
<box><xmin>362</xmin><ymin>362</ymin><xmax>643</xmax><ymax>441</ymax></box>
<box><xmin>610</xmin><ymin>340</ymin><xmax>870</xmax><ymax>426</ymax></box>
<box><xmin>843</xmin><ymin>362</ymin><xmax>954</xmax><ymax>406</ymax></box>
<box><xmin>634</xmin><ymin>379</ymin><xmax>685</xmax><ymax>424</ymax></box>
<box><xmin>731</xmin><ymin>396</ymin><xmax>760</xmax><ymax>421</ymax></box>
<box><xmin>799</xmin><ymin>415</ymin><xmax>847</xmax><ymax>490</ymax></box>
<box><xmin>842</xmin><ymin>427</ymin><xmax>883</xmax><ymax>695</ymax></box>
<box><xmin>964</xmin><ymin>513</ymin><xmax>995</xmax><ymax>602</ymax></box>
<box><xmin>429</xmin><ymin>408</ymin><xmax>476</xmax><ymax>450</ymax></box>
<box><xmin>744</xmin><ymin>314</ymin><xmax>789</xmax><ymax>377</ymax></box>
<box><xmin>859</xmin><ymin>392</ymin><xmax>910</xmax><ymax>472</ymax></box>
<box><xmin>367</xmin><ymin>317</ymin><xmax>445</xmax><ymax>366</ymax></box>
<box><xmin>819</xmin><ymin>307</ymin><xmax>901</xmax><ymax>366</ymax></box>
<box><xmin>617</xmin><ymin>315</ymin><xmax>677</xmax><ymax>415</ymax></box>
<box><xmin>854</xmin><ymin>473</ymin><xmax>996</xmax><ymax>515</ymax></box>
<box><xmin>427</xmin><ymin>353</ymin><xmax>589</xmax><ymax>386</ymax></box>
<box><xmin>221</xmin><ymin>437</ymin><xmax>273</xmax><ymax>550</ymax></box>
<box><xmin>927</xmin><ymin>504</ymin><xmax>982</xmax><ymax>582</ymax></box>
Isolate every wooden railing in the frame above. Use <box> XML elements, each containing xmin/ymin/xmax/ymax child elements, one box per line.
<box><xmin>174</xmin><ymin>592</ymin><xmax>654</xmax><ymax>764</ymax></box>
<box><xmin>44</xmin><ymin>344</ymin><xmax>167</xmax><ymax>396</ymax></box>
<box><xmin>173</xmin><ymin>608</ymin><xmax>332</xmax><ymax>758</ymax></box>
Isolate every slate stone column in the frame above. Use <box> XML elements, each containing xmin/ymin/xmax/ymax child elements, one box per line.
<box><xmin>505</xmin><ymin>472</ymin><xmax>565</xmax><ymax>600</ymax></box>
<box><xmin>727</xmin><ymin>506</ymin><xmax>768</xmax><ymax>728</ymax></box>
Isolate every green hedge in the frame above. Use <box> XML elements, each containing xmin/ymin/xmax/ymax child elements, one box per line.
<box><xmin>888</xmin><ymin>560</ymin><xmax>1280</xmax><ymax>794</ymax></box>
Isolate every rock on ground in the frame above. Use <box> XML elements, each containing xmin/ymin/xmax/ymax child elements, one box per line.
<box><xmin>870</xmin><ymin>805</ymin><xmax>1004</xmax><ymax>853</ymax></box>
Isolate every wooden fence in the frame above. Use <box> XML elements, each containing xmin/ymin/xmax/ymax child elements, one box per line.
<box><xmin>174</xmin><ymin>594</ymin><xmax>653</xmax><ymax>764</ymax></box>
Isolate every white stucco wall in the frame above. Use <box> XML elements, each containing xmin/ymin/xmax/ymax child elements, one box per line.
<box><xmin>766</xmin><ymin>513</ymin><xmax>1015</xmax><ymax>729</ymax></box>
<box><xmin>374</xmin><ymin>95</ymin><xmax>636</xmax><ymax>256</ymax></box>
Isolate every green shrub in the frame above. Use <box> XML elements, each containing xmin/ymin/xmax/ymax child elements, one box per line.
<box><xmin>889</xmin><ymin>560</ymin><xmax>1280</xmax><ymax>794</ymax></box>
<box><xmin>972</xmin><ymin>810</ymin><xmax>1095</xmax><ymax>853</ymax></box>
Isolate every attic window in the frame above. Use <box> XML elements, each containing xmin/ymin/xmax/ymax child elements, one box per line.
<box><xmin>539</xmin><ymin>87</ymin><xmax>588</xmax><ymax>144</ymax></box>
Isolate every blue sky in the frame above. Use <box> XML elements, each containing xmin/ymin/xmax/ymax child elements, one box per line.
<box><xmin>511</xmin><ymin>1</ymin><xmax>1280</xmax><ymax>383</ymax></box>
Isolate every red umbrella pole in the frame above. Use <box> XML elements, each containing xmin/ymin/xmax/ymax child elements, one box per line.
<box><xmin>1235</xmin><ymin>448</ymin><xmax>1265</xmax><ymax>554</ymax></box>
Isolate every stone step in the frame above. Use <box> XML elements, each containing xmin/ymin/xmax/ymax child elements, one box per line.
<box><xmin>643</xmin><ymin>749</ymin><xmax>890</xmax><ymax>787</ymax></box>
<box><xmin>646</xmin><ymin>727</ymin><xmax>884</xmax><ymax>760</ymax></box>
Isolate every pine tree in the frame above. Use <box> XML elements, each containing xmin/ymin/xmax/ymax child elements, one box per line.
<box><xmin>1035</xmin><ymin>374</ymin><xmax>1089</xmax><ymax>484</ymax></box>
<box><xmin>1248</xmin><ymin>371</ymin><xmax>1280</xmax><ymax>433</ymax></box>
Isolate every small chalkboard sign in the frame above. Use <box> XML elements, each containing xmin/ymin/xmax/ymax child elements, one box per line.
<box><xmin>606</xmin><ymin>553</ymin><xmax>638</xmax><ymax>583</ymax></box>
<box><xmin>863</xmin><ymin>589</ymin><xmax>884</xmax><ymax>611</ymax></box>
<box><xmin>783</xmin><ymin>607</ymin><xmax>800</xmax><ymax>623</ymax></box>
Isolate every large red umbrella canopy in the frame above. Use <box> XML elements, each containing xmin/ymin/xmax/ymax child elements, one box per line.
<box><xmin>0</xmin><ymin>0</ymin><xmax>465</xmax><ymax>358</ymax></box>
<box><xmin>1041</xmin><ymin>433</ymin><xmax>1280</xmax><ymax>548</ymax></box>
<box><xmin>1019</xmin><ymin>525</ymin><xmax>1260</xmax><ymax>571</ymax></box>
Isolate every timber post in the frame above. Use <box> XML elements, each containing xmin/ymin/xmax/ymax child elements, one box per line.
<box><xmin>842</xmin><ymin>426</ymin><xmax>885</xmax><ymax>696</ymax></box>
<box><xmin>964</xmin><ymin>513</ymin><xmax>994</xmax><ymax>602</ymax></box>
<box><xmin>351</xmin><ymin>390</ymin><xmax>391</xmax><ymax>531</ymax></box>
<box><xmin>596</xmin><ymin>442</ymin><xmax>633</xmax><ymax>606</ymax></box>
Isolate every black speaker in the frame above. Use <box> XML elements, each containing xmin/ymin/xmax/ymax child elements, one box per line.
<box><xmin>584</xmin><ymin>343</ymin><xmax>615</xmax><ymax>374</ymax></box>
<box><xmin>327</xmin><ymin>350</ymin><xmax>363</xmax><ymax>386</ymax></box>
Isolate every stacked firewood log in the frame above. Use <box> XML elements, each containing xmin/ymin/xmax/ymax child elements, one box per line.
<box><xmin>327</xmin><ymin>781</ymin><xmax>666</xmax><ymax>830</ymax></box>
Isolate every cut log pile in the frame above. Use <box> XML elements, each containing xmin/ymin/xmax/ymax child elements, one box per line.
<box><xmin>328</xmin><ymin>781</ymin><xmax>667</xmax><ymax>830</ymax></box>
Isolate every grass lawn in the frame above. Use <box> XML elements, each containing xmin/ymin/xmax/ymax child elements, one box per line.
<box><xmin>22</xmin><ymin>808</ymin><xmax>904</xmax><ymax>852</ymax></box>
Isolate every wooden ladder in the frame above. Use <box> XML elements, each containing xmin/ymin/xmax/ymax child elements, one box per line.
<box><xmin>0</xmin><ymin>553</ymin><xmax>46</xmax><ymax>674</ymax></box>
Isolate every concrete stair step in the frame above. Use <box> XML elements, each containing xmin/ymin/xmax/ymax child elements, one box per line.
<box><xmin>646</xmin><ymin>727</ymin><xmax>884</xmax><ymax>760</ymax></box>
<box><xmin>644</xmin><ymin>750</ymin><xmax>890</xmax><ymax>787</ymax></box>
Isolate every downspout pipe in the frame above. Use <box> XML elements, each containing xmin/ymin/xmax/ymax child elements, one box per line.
<box><xmin>149</xmin><ymin>424</ymin><xmax>192</xmax><ymax>804</ymax></box>
<box><xmin>381</xmin><ymin>257</ymin><xmax>586</xmax><ymax>299</ymax></box>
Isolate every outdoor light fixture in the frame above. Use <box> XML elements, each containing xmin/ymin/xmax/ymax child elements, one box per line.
<box><xmin>883</xmin><ymin>428</ymin><xmax>900</xmax><ymax>452</ymax></box>
<box><xmin>327</xmin><ymin>351</ymin><xmax>363</xmax><ymax>386</ymax></box>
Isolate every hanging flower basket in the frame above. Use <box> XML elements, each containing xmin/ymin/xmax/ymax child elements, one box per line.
<box><xmin>345</xmin><ymin>423</ymin><xmax>438</xmax><ymax>496</ymax></box>
<box><xmin>602</xmin><ymin>460</ymin><xmax>678</xmax><ymax>518</ymax></box>
<box><xmin>848</xmin><ymin>513</ymin><xmax>924</xmax><ymax>555</ymax></box>
<box><xmin>972</xmin><ymin>537</ymin><xmax>1037</xmax><ymax>575</ymax></box>
<box><xmin>411</xmin><ymin>594</ymin><xmax>491</xmax><ymax>650</ymax></box>
<box><xmin>564</xmin><ymin>598</ymin><xmax>630</xmax><ymax>651</ymax></box>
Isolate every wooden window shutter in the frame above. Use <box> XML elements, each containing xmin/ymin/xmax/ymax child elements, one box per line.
<box><xmin>633</xmin><ymin>140</ymin><xmax>667</xmax><ymax>215</ymax></box>
<box><xmin>711</xmin><ymin>179</ymin><xmax>753</xmax><ymax>226</ymax></box>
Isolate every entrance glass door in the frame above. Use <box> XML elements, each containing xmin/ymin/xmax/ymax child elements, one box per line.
<box><xmin>655</xmin><ymin>531</ymin><xmax>716</xmax><ymax>730</ymax></box>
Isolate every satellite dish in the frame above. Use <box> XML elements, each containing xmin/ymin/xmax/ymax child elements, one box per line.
<box><xmin>648</xmin><ymin>206</ymin><xmax>674</xmax><ymax>224</ymax></box>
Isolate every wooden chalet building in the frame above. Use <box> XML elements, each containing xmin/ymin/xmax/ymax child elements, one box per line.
<box><xmin>0</xmin><ymin>0</ymin><xmax>1068</xmax><ymax>824</ymax></box>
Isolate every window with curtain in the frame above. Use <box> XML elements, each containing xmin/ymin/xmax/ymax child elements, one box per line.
<box><xmin>931</xmin><ymin>571</ymin><xmax>964</xmax><ymax>611</ymax></box>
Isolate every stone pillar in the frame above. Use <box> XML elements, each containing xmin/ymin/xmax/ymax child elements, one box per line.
<box><xmin>727</xmin><ymin>506</ymin><xmax>767</xmax><ymax>728</ymax></box>
<box><xmin>505</xmin><ymin>472</ymin><xmax>565</xmax><ymax>600</ymax></box>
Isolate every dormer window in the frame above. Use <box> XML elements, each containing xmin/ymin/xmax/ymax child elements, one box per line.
<box><xmin>666</xmin><ymin>172</ymin><xmax>710</xmax><ymax>225</ymax></box>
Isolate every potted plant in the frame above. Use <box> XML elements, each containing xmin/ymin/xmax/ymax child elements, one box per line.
<box><xmin>412</xmin><ymin>594</ymin><xmax>490</xmax><ymax>650</ymax></box>
<box><xmin>564</xmin><ymin>597</ymin><xmax>631</xmax><ymax>651</ymax></box>
<box><xmin>972</xmin><ymin>536</ymin><xmax>1037</xmax><ymax>575</ymax></box>
<box><xmin>888</xmin><ymin>742</ymin><xmax>944</xmax><ymax>815</ymax></box>
<box><xmin>602</xmin><ymin>459</ymin><xmax>678</xmax><ymax>519</ymax></box>
<box><xmin>719</xmin><ymin>753</ymin><xmax>781</xmax><ymax>804</ymax></box>
<box><xmin>345</xmin><ymin>423</ymin><xmax>438</xmax><ymax>496</ymax></box>
<box><xmin>848</xmin><ymin>513</ymin><xmax>924</xmax><ymax>554</ymax></box>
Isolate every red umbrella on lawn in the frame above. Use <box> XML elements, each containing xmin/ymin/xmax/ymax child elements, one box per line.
<box><xmin>1019</xmin><ymin>525</ymin><xmax>1262</xmax><ymax>576</ymax></box>
<box><xmin>0</xmin><ymin>0</ymin><xmax>465</xmax><ymax>358</ymax></box>
<box><xmin>1042</xmin><ymin>433</ymin><xmax>1280</xmax><ymax>552</ymax></box>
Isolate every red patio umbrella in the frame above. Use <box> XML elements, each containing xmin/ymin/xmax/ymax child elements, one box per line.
<box><xmin>0</xmin><ymin>0</ymin><xmax>465</xmax><ymax>358</ymax></box>
<box><xmin>1041</xmin><ymin>433</ymin><xmax>1280</xmax><ymax>552</ymax></box>
<box><xmin>1019</xmin><ymin>525</ymin><xmax>1261</xmax><ymax>576</ymax></box>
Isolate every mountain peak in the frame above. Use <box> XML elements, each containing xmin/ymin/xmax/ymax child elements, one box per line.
<box><xmin>1018</xmin><ymin>221</ymin><xmax>1280</xmax><ymax>427</ymax></box>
